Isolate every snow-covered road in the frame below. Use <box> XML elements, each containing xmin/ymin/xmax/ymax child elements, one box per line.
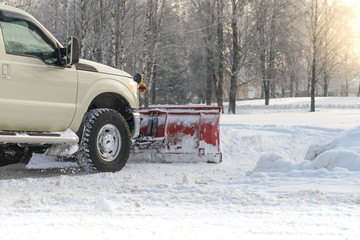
<box><xmin>0</xmin><ymin>97</ymin><xmax>359</xmax><ymax>239</ymax></box>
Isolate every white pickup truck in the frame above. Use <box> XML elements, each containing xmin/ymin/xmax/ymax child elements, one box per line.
<box><xmin>0</xmin><ymin>5</ymin><xmax>141</xmax><ymax>172</ymax></box>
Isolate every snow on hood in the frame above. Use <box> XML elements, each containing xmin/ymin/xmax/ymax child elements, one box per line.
<box><xmin>249</xmin><ymin>126</ymin><xmax>360</xmax><ymax>175</ymax></box>
<box><xmin>79</xmin><ymin>59</ymin><xmax>132</xmax><ymax>78</ymax></box>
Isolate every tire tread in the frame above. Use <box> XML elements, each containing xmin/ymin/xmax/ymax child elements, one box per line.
<box><xmin>76</xmin><ymin>108</ymin><xmax>131</xmax><ymax>173</ymax></box>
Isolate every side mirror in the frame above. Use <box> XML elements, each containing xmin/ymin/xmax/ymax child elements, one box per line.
<box><xmin>66</xmin><ymin>36</ymin><xmax>80</xmax><ymax>65</ymax></box>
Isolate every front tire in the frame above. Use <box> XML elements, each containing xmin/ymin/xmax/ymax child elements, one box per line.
<box><xmin>77</xmin><ymin>109</ymin><xmax>131</xmax><ymax>173</ymax></box>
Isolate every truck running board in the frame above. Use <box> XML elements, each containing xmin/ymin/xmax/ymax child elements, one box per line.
<box><xmin>0</xmin><ymin>129</ymin><xmax>79</xmax><ymax>145</ymax></box>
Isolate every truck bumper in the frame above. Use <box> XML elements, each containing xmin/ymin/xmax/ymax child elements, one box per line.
<box><xmin>131</xmin><ymin>112</ymin><xmax>141</xmax><ymax>138</ymax></box>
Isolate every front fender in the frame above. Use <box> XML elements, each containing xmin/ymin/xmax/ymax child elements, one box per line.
<box><xmin>69</xmin><ymin>72</ymin><xmax>138</xmax><ymax>132</ymax></box>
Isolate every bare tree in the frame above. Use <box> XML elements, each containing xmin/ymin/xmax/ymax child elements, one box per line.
<box><xmin>190</xmin><ymin>0</ymin><xmax>218</xmax><ymax>106</ymax></box>
<box><xmin>308</xmin><ymin>0</ymin><xmax>320</xmax><ymax>112</ymax></box>
<box><xmin>227</xmin><ymin>0</ymin><xmax>256</xmax><ymax>114</ymax></box>
<box><xmin>228</xmin><ymin>0</ymin><xmax>240</xmax><ymax>113</ymax></box>
<box><xmin>253</xmin><ymin>0</ymin><xmax>296</xmax><ymax>105</ymax></box>
<box><xmin>304</xmin><ymin>0</ymin><xmax>355</xmax><ymax>111</ymax></box>
<box><xmin>217</xmin><ymin>0</ymin><xmax>225</xmax><ymax>111</ymax></box>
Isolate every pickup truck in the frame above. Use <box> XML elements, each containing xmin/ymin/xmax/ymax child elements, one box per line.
<box><xmin>0</xmin><ymin>5</ymin><xmax>141</xmax><ymax>172</ymax></box>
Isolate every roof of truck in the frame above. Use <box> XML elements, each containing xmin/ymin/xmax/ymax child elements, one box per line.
<box><xmin>0</xmin><ymin>4</ymin><xmax>36</xmax><ymax>22</ymax></box>
<box><xmin>0</xmin><ymin>4</ymin><xmax>62</xmax><ymax>48</ymax></box>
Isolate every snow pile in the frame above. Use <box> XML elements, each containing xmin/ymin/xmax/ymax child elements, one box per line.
<box><xmin>250</xmin><ymin>126</ymin><xmax>360</xmax><ymax>175</ymax></box>
<box><xmin>94</xmin><ymin>198</ymin><xmax>116</xmax><ymax>212</ymax></box>
<box><xmin>182</xmin><ymin>174</ymin><xmax>195</xmax><ymax>185</ymax></box>
<box><xmin>252</xmin><ymin>153</ymin><xmax>298</xmax><ymax>173</ymax></box>
<box><xmin>307</xmin><ymin>126</ymin><xmax>360</xmax><ymax>171</ymax></box>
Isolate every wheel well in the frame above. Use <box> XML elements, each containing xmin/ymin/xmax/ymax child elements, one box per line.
<box><xmin>87</xmin><ymin>93</ymin><xmax>135</xmax><ymax>132</ymax></box>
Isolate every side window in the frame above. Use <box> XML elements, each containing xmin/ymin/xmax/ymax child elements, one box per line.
<box><xmin>0</xmin><ymin>19</ymin><xmax>58</xmax><ymax>64</ymax></box>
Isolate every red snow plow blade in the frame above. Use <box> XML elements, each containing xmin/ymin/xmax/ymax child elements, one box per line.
<box><xmin>131</xmin><ymin>106</ymin><xmax>222</xmax><ymax>163</ymax></box>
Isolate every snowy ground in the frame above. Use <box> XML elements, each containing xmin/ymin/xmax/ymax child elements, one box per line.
<box><xmin>0</xmin><ymin>97</ymin><xmax>360</xmax><ymax>240</ymax></box>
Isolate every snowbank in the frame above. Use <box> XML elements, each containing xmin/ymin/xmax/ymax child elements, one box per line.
<box><xmin>250</xmin><ymin>126</ymin><xmax>360</xmax><ymax>175</ymax></box>
<box><xmin>1</xmin><ymin>97</ymin><xmax>360</xmax><ymax>239</ymax></box>
<box><xmin>232</xmin><ymin>96</ymin><xmax>360</xmax><ymax>110</ymax></box>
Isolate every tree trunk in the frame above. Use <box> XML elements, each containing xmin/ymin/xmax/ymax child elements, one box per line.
<box><xmin>150</xmin><ymin>0</ymin><xmax>165</xmax><ymax>105</ymax></box>
<box><xmin>310</xmin><ymin>0</ymin><xmax>318</xmax><ymax>112</ymax></box>
<box><xmin>290</xmin><ymin>74</ymin><xmax>295</xmax><ymax>97</ymax></box>
<box><xmin>111</xmin><ymin>0</ymin><xmax>120</xmax><ymax>67</ymax></box>
<box><xmin>322</xmin><ymin>0</ymin><xmax>330</xmax><ymax>97</ymax></box>
<box><xmin>119</xmin><ymin>0</ymin><xmax>126</xmax><ymax>68</ymax></box>
<box><xmin>64</xmin><ymin>0</ymin><xmax>69</xmax><ymax>40</ymax></box>
<box><xmin>267</xmin><ymin>0</ymin><xmax>278</xmax><ymax>101</ymax></box>
<box><xmin>323</xmin><ymin>73</ymin><xmax>329</xmax><ymax>97</ymax></box>
<box><xmin>142</xmin><ymin>0</ymin><xmax>154</xmax><ymax>107</ymax></box>
<box><xmin>50</xmin><ymin>0</ymin><xmax>59</xmax><ymax>38</ymax></box>
<box><xmin>205</xmin><ymin>1</ymin><xmax>215</xmax><ymax>106</ymax></box>
<box><xmin>307</xmin><ymin>65</ymin><xmax>311</xmax><ymax>97</ymax></box>
<box><xmin>80</xmin><ymin>0</ymin><xmax>87</xmax><ymax>58</ymax></box>
<box><xmin>112</xmin><ymin>0</ymin><xmax>126</xmax><ymax>68</ymax></box>
<box><xmin>259</xmin><ymin>27</ymin><xmax>268</xmax><ymax>105</ymax></box>
<box><xmin>311</xmin><ymin>56</ymin><xmax>316</xmax><ymax>112</ymax></box>
<box><xmin>263</xmin><ymin>81</ymin><xmax>270</xmax><ymax>105</ymax></box>
<box><xmin>151</xmin><ymin>61</ymin><xmax>157</xmax><ymax>104</ymax></box>
<box><xmin>228</xmin><ymin>0</ymin><xmax>239</xmax><ymax>114</ymax></box>
<box><xmin>206</xmin><ymin>45</ymin><xmax>213</xmax><ymax>105</ymax></box>
<box><xmin>131</xmin><ymin>0</ymin><xmax>137</xmax><ymax>72</ymax></box>
<box><xmin>95</xmin><ymin>0</ymin><xmax>103</xmax><ymax>63</ymax></box>
<box><xmin>212</xmin><ymin>69</ymin><xmax>219</xmax><ymax>105</ymax></box>
<box><xmin>217</xmin><ymin>0</ymin><xmax>224</xmax><ymax>113</ymax></box>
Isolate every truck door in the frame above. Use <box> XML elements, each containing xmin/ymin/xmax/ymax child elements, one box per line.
<box><xmin>0</xmin><ymin>18</ymin><xmax>77</xmax><ymax>132</ymax></box>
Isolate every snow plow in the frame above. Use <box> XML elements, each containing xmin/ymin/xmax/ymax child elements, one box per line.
<box><xmin>131</xmin><ymin>106</ymin><xmax>222</xmax><ymax>163</ymax></box>
<box><xmin>0</xmin><ymin>5</ymin><xmax>222</xmax><ymax>172</ymax></box>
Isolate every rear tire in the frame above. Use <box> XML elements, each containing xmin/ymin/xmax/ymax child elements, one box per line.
<box><xmin>0</xmin><ymin>146</ymin><xmax>32</xmax><ymax>167</ymax></box>
<box><xmin>76</xmin><ymin>108</ymin><xmax>131</xmax><ymax>173</ymax></box>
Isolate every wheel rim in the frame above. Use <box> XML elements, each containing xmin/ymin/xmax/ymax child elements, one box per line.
<box><xmin>97</xmin><ymin>124</ymin><xmax>121</xmax><ymax>162</ymax></box>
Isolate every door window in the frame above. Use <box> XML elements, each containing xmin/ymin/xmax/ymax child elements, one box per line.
<box><xmin>0</xmin><ymin>19</ymin><xmax>58</xmax><ymax>64</ymax></box>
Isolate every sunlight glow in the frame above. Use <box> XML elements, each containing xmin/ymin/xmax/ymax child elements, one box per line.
<box><xmin>341</xmin><ymin>0</ymin><xmax>360</xmax><ymax>7</ymax></box>
<box><xmin>339</xmin><ymin>0</ymin><xmax>360</xmax><ymax>54</ymax></box>
<box><xmin>341</xmin><ymin>0</ymin><xmax>360</xmax><ymax>28</ymax></box>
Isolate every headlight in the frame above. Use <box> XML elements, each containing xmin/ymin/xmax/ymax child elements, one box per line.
<box><xmin>129</xmin><ymin>81</ymin><xmax>138</xmax><ymax>97</ymax></box>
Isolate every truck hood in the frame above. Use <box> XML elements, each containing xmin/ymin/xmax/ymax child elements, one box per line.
<box><xmin>78</xmin><ymin>59</ymin><xmax>132</xmax><ymax>79</ymax></box>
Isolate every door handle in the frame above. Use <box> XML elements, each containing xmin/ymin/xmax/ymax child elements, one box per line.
<box><xmin>2</xmin><ymin>64</ymin><xmax>10</xmax><ymax>80</ymax></box>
